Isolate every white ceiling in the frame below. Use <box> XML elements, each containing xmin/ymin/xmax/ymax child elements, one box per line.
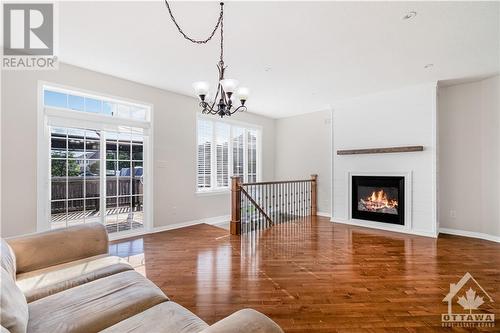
<box><xmin>59</xmin><ymin>1</ymin><xmax>500</xmax><ymax>118</ymax></box>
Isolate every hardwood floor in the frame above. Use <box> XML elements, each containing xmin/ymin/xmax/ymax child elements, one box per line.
<box><xmin>110</xmin><ymin>217</ymin><xmax>500</xmax><ymax>332</ymax></box>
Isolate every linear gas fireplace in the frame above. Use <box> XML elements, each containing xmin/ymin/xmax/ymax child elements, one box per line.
<box><xmin>352</xmin><ymin>176</ymin><xmax>405</xmax><ymax>225</ymax></box>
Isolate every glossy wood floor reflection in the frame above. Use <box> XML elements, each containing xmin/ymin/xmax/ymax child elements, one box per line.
<box><xmin>110</xmin><ymin>217</ymin><xmax>500</xmax><ymax>332</ymax></box>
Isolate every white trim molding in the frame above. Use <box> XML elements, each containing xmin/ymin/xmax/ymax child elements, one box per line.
<box><xmin>439</xmin><ymin>228</ymin><xmax>500</xmax><ymax>243</ymax></box>
<box><xmin>153</xmin><ymin>215</ymin><xmax>230</xmax><ymax>234</ymax></box>
<box><xmin>317</xmin><ymin>211</ymin><xmax>331</xmax><ymax>218</ymax></box>
<box><xmin>108</xmin><ymin>215</ymin><xmax>230</xmax><ymax>241</ymax></box>
<box><xmin>331</xmin><ymin>217</ymin><xmax>437</xmax><ymax>238</ymax></box>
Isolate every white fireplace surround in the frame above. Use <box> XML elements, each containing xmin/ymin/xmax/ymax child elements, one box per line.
<box><xmin>343</xmin><ymin>171</ymin><xmax>413</xmax><ymax>234</ymax></box>
<box><xmin>330</xmin><ymin>83</ymin><xmax>438</xmax><ymax>238</ymax></box>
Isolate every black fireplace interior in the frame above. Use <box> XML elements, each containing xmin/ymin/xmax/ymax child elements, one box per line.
<box><xmin>352</xmin><ymin>176</ymin><xmax>404</xmax><ymax>225</ymax></box>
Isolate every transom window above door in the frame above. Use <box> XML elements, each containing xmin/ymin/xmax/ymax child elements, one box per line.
<box><xmin>197</xmin><ymin>117</ymin><xmax>261</xmax><ymax>192</ymax></box>
<box><xmin>44</xmin><ymin>87</ymin><xmax>150</xmax><ymax>121</ymax></box>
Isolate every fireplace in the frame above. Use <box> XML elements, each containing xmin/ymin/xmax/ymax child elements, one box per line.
<box><xmin>352</xmin><ymin>176</ymin><xmax>405</xmax><ymax>225</ymax></box>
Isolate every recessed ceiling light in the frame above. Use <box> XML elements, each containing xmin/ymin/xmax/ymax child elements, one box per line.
<box><xmin>402</xmin><ymin>11</ymin><xmax>417</xmax><ymax>20</ymax></box>
<box><xmin>424</xmin><ymin>63</ymin><xmax>434</xmax><ymax>69</ymax></box>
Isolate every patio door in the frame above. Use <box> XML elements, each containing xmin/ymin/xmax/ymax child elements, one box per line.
<box><xmin>49</xmin><ymin>125</ymin><xmax>146</xmax><ymax>235</ymax></box>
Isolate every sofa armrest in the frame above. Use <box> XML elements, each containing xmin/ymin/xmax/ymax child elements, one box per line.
<box><xmin>6</xmin><ymin>223</ymin><xmax>108</xmax><ymax>274</ymax></box>
<box><xmin>200</xmin><ymin>309</ymin><xmax>283</xmax><ymax>333</ymax></box>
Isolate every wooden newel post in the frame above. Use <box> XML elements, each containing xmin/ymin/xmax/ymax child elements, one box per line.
<box><xmin>311</xmin><ymin>174</ymin><xmax>318</xmax><ymax>216</ymax></box>
<box><xmin>230</xmin><ymin>176</ymin><xmax>242</xmax><ymax>235</ymax></box>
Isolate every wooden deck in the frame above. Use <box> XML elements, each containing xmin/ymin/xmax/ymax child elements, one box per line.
<box><xmin>110</xmin><ymin>216</ymin><xmax>500</xmax><ymax>332</ymax></box>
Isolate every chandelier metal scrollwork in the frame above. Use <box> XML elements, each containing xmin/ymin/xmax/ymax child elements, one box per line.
<box><xmin>164</xmin><ymin>1</ymin><xmax>249</xmax><ymax>118</ymax></box>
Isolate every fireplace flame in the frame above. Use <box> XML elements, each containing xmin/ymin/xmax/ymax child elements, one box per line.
<box><xmin>361</xmin><ymin>189</ymin><xmax>398</xmax><ymax>211</ymax></box>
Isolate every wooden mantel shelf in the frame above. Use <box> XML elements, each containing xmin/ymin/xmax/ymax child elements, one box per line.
<box><xmin>337</xmin><ymin>145</ymin><xmax>424</xmax><ymax>155</ymax></box>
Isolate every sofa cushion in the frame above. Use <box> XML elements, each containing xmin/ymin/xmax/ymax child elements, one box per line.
<box><xmin>28</xmin><ymin>270</ymin><xmax>169</xmax><ymax>333</ymax></box>
<box><xmin>0</xmin><ymin>267</ymin><xmax>28</xmax><ymax>333</ymax></box>
<box><xmin>1</xmin><ymin>238</ymin><xmax>16</xmax><ymax>279</ymax></box>
<box><xmin>199</xmin><ymin>309</ymin><xmax>284</xmax><ymax>333</ymax></box>
<box><xmin>7</xmin><ymin>223</ymin><xmax>108</xmax><ymax>274</ymax></box>
<box><xmin>100</xmin><ymin>301</ymin><xmax>209</xmax><ymax>333</ymax></box>
<box><xmin>17</xmin><ymin>255</ymin><xmax>133</xmax><ymax>302</ymax></box>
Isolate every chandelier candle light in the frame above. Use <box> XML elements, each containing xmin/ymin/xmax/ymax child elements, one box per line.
<box><xmin>165</xmin><ymin>1</ymin><xmax>249</xmax><ymax>118</ymax></box>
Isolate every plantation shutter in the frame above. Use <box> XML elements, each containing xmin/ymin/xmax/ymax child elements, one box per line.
<box><xmin>215</xmin><ymin>123</ymin><xmax>230</xmax><ymax>187</ymax></box>
<box><xmin>232</xmin><ymin>126</ymin><xmax>245</xmax><ymax>180</ymax></box>
<box><xmin>197</xmin><ymin>119</ymin><xmax>213</xmax><ymax>188</ymax></box>
<box><xmin>196</xmin><ymin>117</ymin><xmax>260</xmax><ymax>191</ymax></box>
<box><xmin>247</xmin><ymin>129</ymin><xmax>257</xmax><ymax>183</ymax></box>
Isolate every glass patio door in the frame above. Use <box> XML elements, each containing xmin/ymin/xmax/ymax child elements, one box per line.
<box><xmin>50</xmin><ymin>126</ymin><xmax>145</xmax><ymax>235</ymax></box>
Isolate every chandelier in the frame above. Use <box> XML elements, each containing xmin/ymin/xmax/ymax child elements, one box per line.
<box><xmin>164</xmin><ymin>1</ymin><xmax>249</xmax><ymax>118</ymax></box>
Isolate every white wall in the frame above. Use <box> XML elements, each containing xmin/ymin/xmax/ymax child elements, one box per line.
<box><xmin>1</xmin><ymin>63</ymin><xmax>275</xmax><ymax>237</ymax></box>
<box><xmin>332</xmin><ymin>83</ymin><xmax>438</xmax><ymax>237</ymax></box>
<box><xmin>274</xmin><ymin>110</ymin><xmax>331</xmax><ymax>214</ymax></box>
<box><xmin>438</xmin><ymin>76</ymin><xmax>500</xmax><ymax>238</ymax></box>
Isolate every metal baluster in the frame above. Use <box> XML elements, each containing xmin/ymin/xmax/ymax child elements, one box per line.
<box><xmin>272</xmin><ymin>183</ymin><xmax>275</xmax><ymax>224</ymax></box>
<box><xmin>300</xmin><ymin>182</ymin><xmax>303</xmax><ymax>217</ymax></box>
<box><xmin>300</xmin><ymin>181</ymin><xmax>302</xmax><ymax>217</ymax></box>
<box><xmin>286</xmin><ymin>182</ymin><xmax>289</xmax><ymax>222</ymax></box>
<box><xmin>298</xmin><ymin>182</ymin><xmax>300</xmax><ymax>217</ymax></box>
<box><xmin>296</xmin><ymin>182</ymin><xmax>299</xmax><ymax>217</ymax></box>
<box><xmin>301</xmin><ymin>181</ymin><xmax>303</xmax><ymax>217</ymax></box>
<box><xmin>300</xmin><ymin>183</ymin><xmax>306</xmax><ymax>216</ymax></box>
<box><xmin>258</xmin><ymin>195</ymin><xmax>261</xmax><ymax>231</ymax></box>
<box><xmin>248</xmin><ymin>194</ymin><xmax>251</xmax><ymax>232</ymax></box>
<box><xmin>240</xmin><ymin>193</ymin><xmax>243</xmax><ymax>233</ymax></box>
<box><xmin>259</xmin><ymin>184</ymin><xmax>267</xmax><ymax>230</ymax></box>
<box><xmin>269</xmin><ymin>184</ymin><xmax>272</xmax><ymax>223</ymax></box>
<box><xmin>280</xmin><ymin>183</ymin><xmax>283</xmax><ymax>224</ymax></box>
<box><xmin>244</xmin><ymin>193</ymin><xmax>247</xmax><ymax>233</ymax></box>
<box><xmin>287</xmin><ymin>182</ymin><xmax>289</xmax><ymax>221</ymax></box>
<box><xmin>244</xmin><ymin>191</ymin><xmax>247</xmax><ymax>233</ymax></box>
<box><xmin>309</xmin><ymin>181</ymin><xmax>312</xmax><ymax>215</ymax></box>
<box><xmin>277</xmin><ymin>183</ymin><xmax>280</xmax><ymax>225</ymax></box>
<box><xmin>293</xmin><ymin>182</ymin><xmax>296</xmax><ymax>218</ymax></box>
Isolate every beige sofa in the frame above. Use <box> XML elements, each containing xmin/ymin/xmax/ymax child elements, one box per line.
<box><xmin>1</xmin><ymin>223</ymin><xmax>283</xmax><ymax>333</ymax></box>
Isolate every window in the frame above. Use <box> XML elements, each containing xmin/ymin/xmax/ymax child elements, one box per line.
<box><xmin>40</xmin><ymin>84</ymin><xmax>151</xmax><ymax>237</ymax></box>
<box><xmin>197</xmin><ymin>117</ymin><xmax>261</xmax><ymax>191</ymax></box>
<box><xmin>43</xmin><ymin>88</ymin><xmax>149</xmax><ymax>121</ymax></box>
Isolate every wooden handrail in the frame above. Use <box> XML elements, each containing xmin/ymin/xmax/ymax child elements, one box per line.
<box><xmin>242</xmin><ymin>179</ymin><xmax>313</xmax><ymax>186</ymax></box>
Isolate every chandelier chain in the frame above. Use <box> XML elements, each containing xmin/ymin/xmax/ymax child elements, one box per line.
<box><xmin>164</xmin><ymin>1</ymin><xmax>224</xmax><ymax>52</ymax></box>
<box><xmin>164</xmin><ymin>1</ymin><xmax>245</xmax><ymax>118</ymax></box>
<box><xmin>220</xmin><ymin>5</ymin><xmax>224</xmax><ymax>63</ymax></box>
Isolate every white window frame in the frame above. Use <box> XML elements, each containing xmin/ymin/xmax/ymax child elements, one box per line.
<box><xmin>37</xmin><ymin>81</ymin><xmax>154</xmax><ymax>240</ymax></box>
<box><xmin>195</xmin><ymin>114</ymin><xmax>262</xmax><ymax>194</ymax></box>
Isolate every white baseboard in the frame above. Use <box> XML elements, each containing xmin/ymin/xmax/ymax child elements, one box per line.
<box><xmin>108</xmin><ymin>215</ymin><xmax>230</xmax><ymax>241</ymax></box>
<box><xmin>331</xmin><ymin>217</ymin><xmax>438</xmax><ymax>238</ymax></box>
<box><xmin>316</xmin><ymin>211</ymin><xmax>331</xmax><ymax>218</ymax></box>
<box><xmin>439</xmin><ymin>228</ymin><xmax>500</xmax><ymax>243</ymax></box>
<box><xmin>153</xmin><ymin>215</ymin><xmax>230</xmax><ymax>234</ymax></box>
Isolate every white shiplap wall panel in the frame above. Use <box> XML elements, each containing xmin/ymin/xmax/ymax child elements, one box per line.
<box><xmin>331</xmin><ymin>83</ymin><xmax>438</xmax><ymax>237</ymax></box>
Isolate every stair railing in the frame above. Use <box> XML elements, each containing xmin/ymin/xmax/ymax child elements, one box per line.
<box><xmin>230</xmin><ymin>174</ymin><xmax>317</xmax><ymax>235</ymax></box>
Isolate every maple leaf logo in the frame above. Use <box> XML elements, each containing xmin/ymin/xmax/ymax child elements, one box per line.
<box><xmin>457</xmin><ymin>288</ymin><xmax>484</xmax><ymax>313</ymax></box>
